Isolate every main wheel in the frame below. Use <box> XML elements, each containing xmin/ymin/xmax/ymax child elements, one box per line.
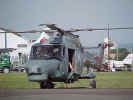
<box><xmin>3</xmin><ymin>67</ymin><xmax>10</xmax><ymax>74</ymax></box>
<box><xmin>89</xmin><ymin>79</ymin><xmax>96</xmax><ymax>88</ymax></box>
<box><xmin>47</xmin><ymin>82</ymin><xmax>54</xmax><ymax>89</ymax></box>
<box><xmin>40</xmin><ymin>81</ymin><xmax>54</xmax><ymax>89</ymax></box>
<box><xmin>40</xmin><ymin>81</ymin><xmax>47</xmax><ymax>89</ymax></box>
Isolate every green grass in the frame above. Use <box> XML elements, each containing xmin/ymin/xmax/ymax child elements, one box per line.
<box><xmin>0</xmin><ymin>72</ymin><xmax>133</xmax><ymax>89</ymax></box>
<box><xmin>0</xmin><ymin>73</ymin><xmax>39</xmax><ymax>89</ymax></box>
<box><xmin>95</xmin><ymin>72</ymin><xmax>133</xmax><ymax>88</ymax></box>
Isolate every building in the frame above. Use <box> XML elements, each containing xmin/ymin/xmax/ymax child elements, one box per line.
<box><xmin>0</xmin><ymin>28</ymin><xmax>32</xmax><ymax>68</ymax></box>
<box><xmin>0</xmin><ymin>28</ymin><xmax>31</xmax><ymax>53</ymax></box>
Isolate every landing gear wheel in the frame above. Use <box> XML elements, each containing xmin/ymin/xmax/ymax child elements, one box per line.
<box><xmin>3</xmin><ymin>68</ymin><xmax>10</xmax><ymax>74</ymax></box>
<box><xmin>47</xmin><ymin>82</ymin><xmax>54</xmax><ymax>89</ymax></box>
<box><xmin>89</xmin><ymin>79</ymin><xmax>96</xmax><ymax>88</ymax></box>
<box><xmin>40</xmin><ymin>81</ymin><xmax>54</xmax><ymax>89</ymax></box>
<box><xmin>40</xmin><ymin>81</ymin><xmax>47</xmax><ymax>89</ymax></box>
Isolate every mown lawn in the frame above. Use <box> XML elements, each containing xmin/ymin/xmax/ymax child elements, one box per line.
<box><xmin>0</xmin><ymin>72</ymin><xmax>133</xmax><ymax>89</ymax></box>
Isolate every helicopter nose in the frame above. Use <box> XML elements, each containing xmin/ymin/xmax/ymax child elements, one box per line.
<box><xmin>25</xmin><ymin>60</ymin><xmax>60</xmax><ymax>82</ymax></box>
<box><xmin>26</xmin><ymin>66</ymin><xmax>49</xmax><ymax>82</ymax></box>
<box><xmin>28</xmin><ymin>71</ymin><xmax>48</xmax><ymax>82</ymax></box>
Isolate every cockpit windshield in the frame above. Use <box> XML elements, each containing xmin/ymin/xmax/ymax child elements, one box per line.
<box><xmin>30</xmin><ymin>45</ymin><xmax>65</xmax><ymax>59</ymax></box>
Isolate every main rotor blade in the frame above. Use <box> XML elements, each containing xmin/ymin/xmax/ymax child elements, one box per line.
<box><xmin>84</xmin><ymin>46</ymin><xmax>99</xmax><ymax>49</ymax></box>
<box><xmin>0</xmin><ymin>27</ymin><xmax>22</xmax><ymax>36</ymax></box>
<box><xmin>65</xmin><ymin>27</ymin><xmax>133</xmax><ymax>32</ymax></box>
<box><xmin>39</xmin><ymin>24</ymin><xmax>65</xmax><ymax>36</ymax></box>
<box><xmin>39</xmin><ymin>24</ymin><xmax>57</xmax><ymax>30</ymax></box>
<box><xmin>0</xmin><ymin>29</ymin><xmax>55</xmax><ymax>33</ymax></box>
<box><xmin>18</xmin><ymin>30</ymin><xmax>42</xmax><ymax>33</ymax></box>
<box><xmin>1</xmin><ymin>26</ymin><xmax>133</xmax><ymax>35</ymax></box>
<box><xmin>91</xmin><ymin>27</ymin><xmax>133</xmax><ymax>31</ymax></box>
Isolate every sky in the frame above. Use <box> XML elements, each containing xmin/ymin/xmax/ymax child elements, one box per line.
<box><xmin>0</xmin><ymin>0</ymin><xmax>133</xmax><ymax>47</ymax></box>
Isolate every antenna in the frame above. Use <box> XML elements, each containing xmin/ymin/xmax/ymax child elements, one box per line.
<box><xmin>105</xmin><ymin>24</ymin><xmax>111</xmax><ymax>72</ymax></box>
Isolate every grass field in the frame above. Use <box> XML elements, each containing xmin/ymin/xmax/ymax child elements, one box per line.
<box><xmin>0</xmin><ymin>72</ymin><xmax>133</xmax><ymax>89</ymax></box>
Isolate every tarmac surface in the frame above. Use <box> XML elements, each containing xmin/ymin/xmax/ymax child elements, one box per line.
<box><xmin>0</xmin><ymin>88</ymin><xmax>133</xmax><ymax>100</ymax></box>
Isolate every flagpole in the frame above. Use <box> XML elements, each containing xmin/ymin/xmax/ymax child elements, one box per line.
<box><xmin>5</xmin><ymin>32</ymin><xmax>7</xmax><ymax>49</ymax></box>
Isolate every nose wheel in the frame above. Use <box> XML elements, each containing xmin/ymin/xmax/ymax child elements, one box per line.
<box><xmin>40</xmin><ymin>81</ymin><xmax>54</xmax><ymax>89</ymax></box>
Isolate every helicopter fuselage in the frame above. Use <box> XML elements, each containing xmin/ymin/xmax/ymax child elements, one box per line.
<box><xmin>25</xmin><ymin>34</ymin><xmax>96</xmax><ymax>88</ymax></box>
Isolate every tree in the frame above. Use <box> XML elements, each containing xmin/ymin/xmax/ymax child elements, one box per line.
<box><xmin>110</xmin><ymin>48</ymin><xmax>129</xmax><ymax>60</ymax></box>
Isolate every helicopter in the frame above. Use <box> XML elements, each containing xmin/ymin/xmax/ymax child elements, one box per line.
<box><xmin>0</xmin><ymin>24</ymin><xmax>133</xmax><ymax>89</ymax></box>
<box><xmin>24</xmin><ymin>24</ymin><xmax>133</xmax><ymax>89</ymax></box>
<box><xmin>25</xmin><ymin>24</ymin><xmax>98</xmax><ymax>89</ymax></box>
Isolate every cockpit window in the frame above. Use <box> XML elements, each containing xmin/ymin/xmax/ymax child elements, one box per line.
<box><xmin>30</xmin><ymin>45</ymin><xmax>65</xmax><ymax>59</ymax></box>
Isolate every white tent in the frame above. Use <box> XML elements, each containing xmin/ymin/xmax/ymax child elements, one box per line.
<box><xmin>123</xmin><ymin>54</ymin><xmax>133</xmax><ymax>65</ymax></box>
<box><xmin>0</xmin><ymin>29</ymin><xmax>28</xmax><ymax>49</ymax></box>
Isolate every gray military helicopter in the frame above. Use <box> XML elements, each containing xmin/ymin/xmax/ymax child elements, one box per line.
<box><xmin>1</xmin><ymin>24</ymin><xmax>133</xmax><ymax>89</ymax></box>
<box><xmin>24</xmin><ymin>24</ymin><xmax>133</xmax><ymax>89</ymax></box>
<box><xmin>25</xmin><ymin>24</ymin><xmax>98</xmax><ymax>89</ymax></box>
